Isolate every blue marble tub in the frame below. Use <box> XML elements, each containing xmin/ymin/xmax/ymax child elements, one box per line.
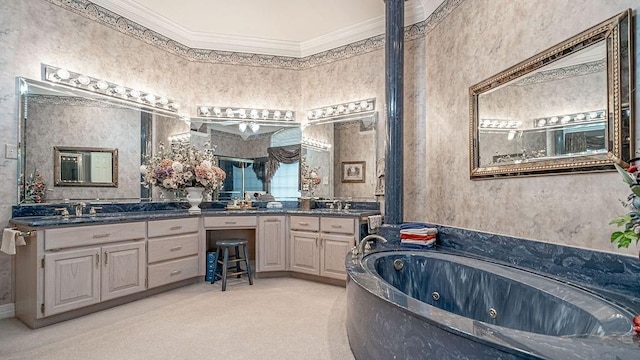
<box><xmin>346</xmin><ymin>250</ymin><xmax>638</xmax><ymax>359</ymax></box>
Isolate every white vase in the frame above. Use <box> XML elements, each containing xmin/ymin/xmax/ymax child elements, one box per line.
<box><xmin>186</xmin><ymin>187</ymin><xmax>204</xmax><ymax>214</ymax></box>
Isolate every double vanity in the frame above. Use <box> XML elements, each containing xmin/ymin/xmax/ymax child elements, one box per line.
<box><xmin>10</xmin><ymin>205</ymin><xmax>379</xmax><ymax>328</ymax></box>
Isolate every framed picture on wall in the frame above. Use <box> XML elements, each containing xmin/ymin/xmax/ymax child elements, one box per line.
<box><xmin>341</xmin><ymin>161</ymin><xmax>366</xmax><ymax>183</ymax></box>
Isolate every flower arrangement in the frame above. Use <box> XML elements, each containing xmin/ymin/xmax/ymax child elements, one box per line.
<box><xmin>140</xmin><ymin>141</ymin><xmax>226</xmax><ymax>192</ymax></box>
<box><xmin>610</xmin><ymin>160</ymin><xmax>640</xmax><ymax>253</ymax></box>
<box><xmin>23</xmin><ymin>169</ymin><xmax>46</xmax><ymax>203</ymax></box>
<box><xmin>300</xmin><ymin>156</ymin><xmax>321</xmax><ymax>195</ymax></box>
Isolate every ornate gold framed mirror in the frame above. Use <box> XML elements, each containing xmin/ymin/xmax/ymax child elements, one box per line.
<box><xmin>54</xmin><ymin>146</ymin><xmax>118</xmax><ymax>187</ymax></box>
<box><xmin>469</xmin><ymin>9</ymin><xmax>633</xmax><ymax>179</ymax></box>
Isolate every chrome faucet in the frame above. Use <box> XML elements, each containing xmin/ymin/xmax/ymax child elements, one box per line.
<box><xmin>75</xmin><ymin>202</ymin><xmax>86</xmax><ymax>217</ymax></box>
<box><xmin>333</xmin><ymin>199</ymin><xmax>342</xmax><ymax>210</ymax></box>
<box><xmin>352</xmin><ymin>234</ymin><xmax>388</xmax><ymax>257</ymax></box>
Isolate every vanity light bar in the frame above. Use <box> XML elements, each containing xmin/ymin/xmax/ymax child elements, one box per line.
<box><xmin>479</xmin><ymin>119</ymin><xmax>523</xmax><ymax>129</ymax></box>
<box><xmin>306</xmin><ymin>98</ymin><xmax>376</xmax><ymax>121</ymax></box>
<box><xmin>42</xmin><ymin>64</ymin><xmax>181</xmax><ymax>112</ymax></box>
<box><xmin>532</xmin><ymin>110</ymin><xmax>606</xmax><ymax>128</ymax></box>
<box><xmin>302</xmin><ymin>137</ymin><xmax>332</xmax><ymax>150</ymax></box>
<box><xmin>197</xmin><ymin>106</ymin><xmax>295</xmax><ymax>121</ymax></box>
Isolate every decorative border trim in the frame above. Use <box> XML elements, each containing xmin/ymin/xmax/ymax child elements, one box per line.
<box><xmin>514</xmin><ymin>60</ymin><xmax>605</xmax><ymax>86</ymax></box>
<box><xmin>43</xmin><ymin>0</ymin><xmax>464</xmax><ymax>69</ymax></box>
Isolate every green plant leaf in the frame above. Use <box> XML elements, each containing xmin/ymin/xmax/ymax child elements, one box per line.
<box><xmin>610</xmin><ymin>230</ymin><xmax>637</xmax><ymax>248</ymax></box>
<box><xmin>610</xmin><ymin>214</ymin><xmax>632</xmax><ymax>227</ymax></box>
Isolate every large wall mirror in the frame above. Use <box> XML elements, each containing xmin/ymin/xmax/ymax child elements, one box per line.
<box><xmin>189</xmin><ymin>117</ymin><xmax>302</xmax><ymax>201</ymax></box>
<box><xmin>301</xmin><ymin>111</ymin><xmax>377</xmax><ymax>200</ymax></box>
<box><xmin>469</xmin><ymin>9</ymin><xmax>633</xmax><ymax>179</ymax></box>
<box><xmin>17</xmin><ymin>78</ymin><xmax>303</xmax><ymax>204</ymax></box>
<box><xmin>18</xmin><ymin>77</ymin><xmax>186</xmax><ymax>203</ymax></box>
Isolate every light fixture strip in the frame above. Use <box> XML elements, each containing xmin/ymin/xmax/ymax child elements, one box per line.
<box><xmin>197</xmin><ymin>106</ymin><xmax>295</xmax><ymax>121</ymax></box>
<box><xmin>42</xmin><ymin>64</ymin><xmax>180</xmax><ymax>112</ymax></box>
<box><xmin>306</xmin><ymin>98</ymin><xmax>376</xmax><ymax>121</ymax></box>
<box><xmin>532</xmin><ymin>110</ymin><xmax>606</xmax><ymax>128</ymax></box>
<box><xmin>479</xmin><ymin>119</ymin><xmax>523</xmax><ymax>129</ymax></box>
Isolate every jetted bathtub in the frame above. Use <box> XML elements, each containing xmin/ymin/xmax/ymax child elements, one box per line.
<box><xmin>346</xmin><ymin>250</ymin><xmax>638</xmax><ymax>359</ymax></box>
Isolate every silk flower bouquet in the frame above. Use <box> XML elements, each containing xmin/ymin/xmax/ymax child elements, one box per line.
<box><xmin>140</xmin><ymin>141</ymin><xmax>226</xmax><ymax>193</ymax></box>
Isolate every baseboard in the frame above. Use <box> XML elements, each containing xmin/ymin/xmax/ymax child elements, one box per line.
<box><xmin>0</xmin><ymin>303</ymin><xmax>15</xmax><ymax>319</ymax></box>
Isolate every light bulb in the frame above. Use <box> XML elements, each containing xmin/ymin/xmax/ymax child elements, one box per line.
<box><xmin>238</xmin><ymin>123</ymin><xmax>247</xmax><ymax>132</ymax></box>
<box><xmin>273</xmin><ymin>110</ymin><xmax>281</xmax><ymax>119</ymax></box>
<box><xmin>262</xmin><ymin>109</ymin><xmax>269</xmax><ymax>119</ymax></box>
<box><xmin>77</xmin><ymin>75</ymin><xmax>91</xmax><ymax>86</ymax></box>
<box><xmin>213</xmin><ymin>107</ymin><xmax>222</xmax><ymax>115</ymax></box>
<box><xmin>250</xmin><ymin>123</ymin><xmax>260</xmax><ymax>132</ymax></box>
<box><xmin>250</xmin><ymin>109</ymin><xmax>259</xmax><ymax>119</ymax></box>
<box><xmin>96</xmin><ymin>81</ymin><xmax>109</xmax><ymax>90</ymax></box>
<box><xmin>199</xmin><ymin>107</ymin><xmax>210</xmax><ymax>115</ymax></box>
<box><xmin>285</xmin><ymin>111</ymin><xmax>293</xmax><ymax>120</ymax></box>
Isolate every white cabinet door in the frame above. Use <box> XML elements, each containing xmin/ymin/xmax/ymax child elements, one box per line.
<box><xmin>290</xmin><ymin>230</ymin><xmax>319</xmax><ymax>275</ymax></box>
<box><xmin>101</xmin><ymin>241</ymin><xmax>146</xmax><ymax>302</ymax></box>
<box><xmin>257</xmin><ymin>216</ymin><xmax>286</xmax><ymax>272</ymax></box>
<box><xmin>320</xmin><ymin>234</ymin><xmax>353</xmax><ymax>280</ymax></box>
<box><xmin>44</xmin><ymin>247</ymin><xmax>101</xmax><ymax>316</ymax></box>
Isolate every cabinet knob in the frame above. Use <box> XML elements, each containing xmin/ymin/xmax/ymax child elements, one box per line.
<box><xmin>92</xmin><ymin>233</ymin><xmax>111</xmax><ymax>239</ymax></box>
<box><xmin>170</xmin><ymin>270</ymin><xmax>182</xmax><ymax>276</ymax></box>
<box><xmin>169</xmin><ymin>226</ymin><xmax>182</xmax><ymax>231</ymax></box>
<box><xmin>170</xmin><ymin>246</ymin><xmax>182</xmax><ymax>252</ymax></box>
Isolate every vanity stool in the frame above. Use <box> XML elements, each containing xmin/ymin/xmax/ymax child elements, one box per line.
<box><xmin>210</xmin><ymin>238</ymin><xmax>253</xmax><ymax>291</ymax></box>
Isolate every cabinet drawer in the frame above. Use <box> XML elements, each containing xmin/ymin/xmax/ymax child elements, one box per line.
<box><xmin>320</xmin><ymin>217</ymin><xmax>355</xmax><ymax>235</ymax></box>
<box><xmin>148</xmin><ymin>233</ymin><xmax>199</xmax><ymax>263</ymax></box>
<box><xmin>147</xmin><ymin>218</ymin><xmax>199</xmax><ymax>238</ymax></box>
<box><xmin>290</xmin><ymin>216</ymin><xmax>320</xmax><ymax>232</ymax></box>
<box><xmin>45</xmin><ymin>222</ymin><xmax>146</xmax><ymax>250</ymax></box>
<box><xmin>204</xmin><ymin>216</ymin><xmax>257</xmax><ymax>228</ymax></box>
<box><xmin>147</xmin><ymin>255</ymin><xmax>199</xmax><ymax>288</ymax></box>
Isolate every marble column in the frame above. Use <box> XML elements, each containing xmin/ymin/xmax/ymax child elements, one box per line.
<box><xmin>384</xmin><ymin>0</ymin><xmax>404</xmax><ymax>225</ymax></box>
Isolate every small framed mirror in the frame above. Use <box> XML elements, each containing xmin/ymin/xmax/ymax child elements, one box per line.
<box><xmin>469</xmin><ymin>9</ymin><xmax>633</xmax><ymax>179</ymax></box>
<box><xmin>54</xmin><ymin>146</ymin><xmax>118</xmax><ymax>187</ymax></box>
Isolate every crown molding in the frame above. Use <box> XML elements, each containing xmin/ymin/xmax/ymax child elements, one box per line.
<box><xmin>44</xmin><ymin>0</ymin><xmax>464</xmax><ymax>68</ymax></box>
<box><xmin>90</xmin><ymin>0</ymin><xmax>427</xmax><ymax>58</ymax></box>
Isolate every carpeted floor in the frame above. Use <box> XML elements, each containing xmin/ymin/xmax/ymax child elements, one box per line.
<box><xmin>0</xmin><ymin>277</ymin><xmax>355</xmax><ymax>360</ymax></box>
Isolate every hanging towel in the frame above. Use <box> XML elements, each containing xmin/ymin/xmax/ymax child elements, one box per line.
<box><xmin>1</xmin><ymin>229</ymin><xmax>26</xmax><ymax>255</ymax></box>
<box><xmin>368</xmin><ymin>215</ymin><xmax>383</xmax><ymax>233</ymax></box>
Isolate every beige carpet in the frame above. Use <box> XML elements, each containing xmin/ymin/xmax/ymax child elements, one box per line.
<box><xmin>0</xmin><ymin>277</ymin><xmax>355</xmax><ymax>360</ymax></box>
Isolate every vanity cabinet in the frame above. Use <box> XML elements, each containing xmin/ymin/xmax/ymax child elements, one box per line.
<box><xmin>290</xmin><ymin>216</ymin><xmax>359</xmax><ymax>280</ymax></box>
<box><xmin>147</xmin><ymin>218</ymin><xmax>200</xmax><ymax>289</ymax></box>
<box><xmin>42</xmin><ymin>222</ymin><xmax>146</xmax><ymax>317</ymax></box>
<box><xmin>257</xmin><ymin>215</ymin><xmax>287</xmax><ymax>272</ymax></box>
<box><xmin>290</xmin><ymin>216</ymin><xmax>320</xmax><ymax>275</ymax></box>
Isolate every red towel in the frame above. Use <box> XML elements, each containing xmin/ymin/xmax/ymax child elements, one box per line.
<box><xmin>400</xmin><ymin>233</ymin><xmax>436</xmax><ymax>241</ymax></box>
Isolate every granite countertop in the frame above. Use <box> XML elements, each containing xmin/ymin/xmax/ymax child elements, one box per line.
<box><xmin>10</xmin><ymin>208</ymin><xmax>381</xmax><ymax>228</ymax></box>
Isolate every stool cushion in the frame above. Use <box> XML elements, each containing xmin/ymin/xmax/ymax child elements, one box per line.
<box><xmin>216</xmin><ymin>238</ymin><xmax>248</xmax><ymax>246</ymax></box>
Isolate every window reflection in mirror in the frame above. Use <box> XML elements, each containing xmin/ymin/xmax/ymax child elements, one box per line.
<box><xmin>195</xmin><ymin>119</ymin><xmax>301</xmax><ymax>201</ymax></box>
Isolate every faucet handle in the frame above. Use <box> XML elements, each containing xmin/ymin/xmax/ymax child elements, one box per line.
<box><xmin>89</xmin><ymin>206</ymin><xmax>102</xmax><ymax>216</ymax></box>
<box><xmin>344</xmin><ymin>203</ymin><xmax>351</xmax><ymax>210</ymax></box>
<box><xmin>54</xmin><ymin>208</ymin><xmax>69</xmax><ymax>217</ymax></box>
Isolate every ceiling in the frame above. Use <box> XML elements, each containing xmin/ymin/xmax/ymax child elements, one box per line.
<box><xmin>90</xmin><ymin>0</ymin><xmax>445</xmax><ymax>57</ymax></box>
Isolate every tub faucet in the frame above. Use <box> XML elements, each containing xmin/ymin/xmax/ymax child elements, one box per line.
<box><xmin>352</xmin><ymin>234</ymin><xmax>387</xmax><ymax>257</ymax></box>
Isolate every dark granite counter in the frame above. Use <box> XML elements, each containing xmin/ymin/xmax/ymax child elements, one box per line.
<box><xmin>10</xmin><ymin>208</ymin><xmax>381</xmax><ymax>228</ymax></box>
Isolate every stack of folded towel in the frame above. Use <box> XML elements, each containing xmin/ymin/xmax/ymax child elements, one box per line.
<box><xmin>400</xmin><ymin>223</ymin><xmax>437</xmax><ymax>247</ymax></box>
